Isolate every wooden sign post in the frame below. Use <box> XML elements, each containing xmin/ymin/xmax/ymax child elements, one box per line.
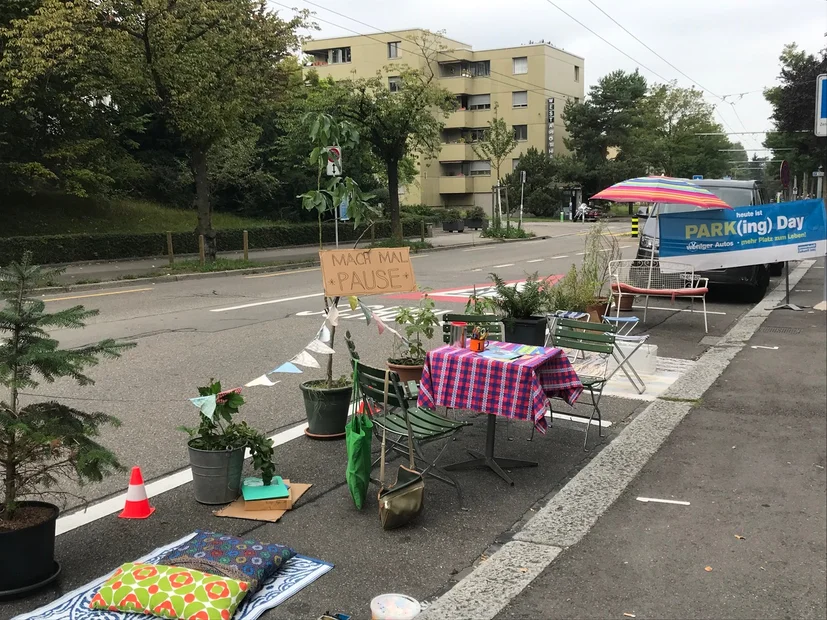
<box><xmin>319</xmin><ymin>248</ymin><xmax>417</xmax><ymax>297</ymax></box>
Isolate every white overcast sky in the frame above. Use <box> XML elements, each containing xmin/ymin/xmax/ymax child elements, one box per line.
<box><xmin>274</xmin><ymin>0</ymin><xmax>827</xmax><ymax>155</ymax></box>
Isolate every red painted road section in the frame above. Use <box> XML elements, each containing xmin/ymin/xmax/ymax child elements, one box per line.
<box><xmin>384</xmin><ymin>275</ymin><xmax>562</xmax><ymax>303</ymax></box>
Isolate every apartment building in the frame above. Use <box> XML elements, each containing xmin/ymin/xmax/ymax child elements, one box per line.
<box><xmin>303</xmin><ymin>29</ymin><xmax>585</xmax><ymax>209</ymax></box>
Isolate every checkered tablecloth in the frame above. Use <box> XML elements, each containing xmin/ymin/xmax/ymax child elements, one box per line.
<box><xmin>417</xmin><ymin>341</ymin><xmax>583</xmax><ymax>434</ymax></box>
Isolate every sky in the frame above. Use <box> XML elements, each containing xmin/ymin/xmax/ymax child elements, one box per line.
<box><xmin>272</xmin><ymin>0</ymin><xmax>826</xmax><ymax>159</ymax></box>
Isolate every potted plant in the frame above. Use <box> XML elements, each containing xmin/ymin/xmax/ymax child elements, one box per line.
<box><xmin>389</xmin><ymin>294</ymin><xmax>440</xmax><ymax>383</ymax></box>
<box><xmin>0</xmin><ymin>254</ymin><xmax>134</xmax><ymax>595</ymax></box>
<box><xmin>298</xmin><ymin>112</ymin><xmax>375</xmax><ymax>439</ymax></box>
<box><xmin>181</xmin><ymin>380</ymin><xmax>275</xmax><ymax>505</ymax></box>
<box><xmin>546</xmin><ymin>264</ymin><xmax>598</xmax><ymax>316</ymax></box>
<box><xmin>488</xmin><ymin>272</ymin><xmax>549</xmax><ymax>346</ymax></box>
<box><xmin>582</xmin><ymin>224</ymin><xmax>622</xmax><ymax>321</ymax></box>
<box><xmin>442</xmin><ymin>209</ymin><xmax>465</xmax><ymax>233</ymax></box>
<box><xmin>464</xmin><ymin>205</ymin><xmax>489</xmax><ymax>230</ymax></box>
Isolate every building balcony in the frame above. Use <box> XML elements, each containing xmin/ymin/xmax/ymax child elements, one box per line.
<box><xmin>445</xmin><ymin>110</ymin><xmax>475</xmax><ymax>129</ymax></box>
<box><xmin>440</xmin><ymin>76</ymin><xmax>474</xmax><ymax>95</ymax></box>
<box><xmin>439</xmin><ymin>176</ymin><xmax>474</xmax><ymax>194</ymax></box>
<box><xmin>439</xmin><ymin>143</ymin><xmax>475</xmax><ymax>162</ymax></box>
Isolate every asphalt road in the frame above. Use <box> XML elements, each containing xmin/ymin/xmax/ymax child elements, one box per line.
<box><xmin>3</xmin><ymin>223</ymin><xmax>784</xmax><ymax>619</ymax></box>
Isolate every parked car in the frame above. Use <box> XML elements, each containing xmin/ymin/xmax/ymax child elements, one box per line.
<box><xmin>635</xmin><ymin>179</ymin><xmax>783</xmax><ymax>301</ymax></box>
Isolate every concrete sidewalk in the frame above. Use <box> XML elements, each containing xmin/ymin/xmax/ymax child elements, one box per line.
<box><xmin>492</xmin><ymin>265</ymin><xmax>827</xmax><ymax>619</ymax></box>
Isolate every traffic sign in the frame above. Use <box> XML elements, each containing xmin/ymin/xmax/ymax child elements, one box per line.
<box><xmin>326</xmin><ymin>146</ymin><xmax>342</xmax><ymax>176</ymax></box>
<box><xmin>816</xmin><ymin>74</ymin><xmax>827</xmax><ymax>137</ymax></box>
<box><xmin>692</xmin><ymin>174</ymin><xmax>703</xmax><ymax>180</ymax></box>
<box><xmin>780</xmin><ymin>160</ymin><xmax>791</xmax><ymax>189</ymax></box>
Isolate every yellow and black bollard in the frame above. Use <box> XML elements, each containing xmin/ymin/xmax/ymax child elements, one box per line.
<box><xmin>631</xmin><ymin>216</ymin><xmax>639</xmax><ymax>238</ymax></box>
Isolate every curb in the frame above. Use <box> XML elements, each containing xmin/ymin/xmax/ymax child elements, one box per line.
<box><xmin>418</xmin><ymin>259</ymin><xmax>816</xmax><ymax>620</ymax></box>
<box><xmin>38</xmin><ymin>236</ymin><xmax>549</xmax><ymax>294</ymax></box>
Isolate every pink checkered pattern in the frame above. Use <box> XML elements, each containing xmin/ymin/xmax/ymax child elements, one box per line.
<box><xmin>417</xmin><ymin>341</ymin><xmax>583</xmax><ymax>434</ymax></box>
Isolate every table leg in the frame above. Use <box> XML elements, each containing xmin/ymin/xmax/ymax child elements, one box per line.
<box><xmin>445</xmin><ymin>415</ymin><xmax>538</xmax><ymax>485</ymax></box>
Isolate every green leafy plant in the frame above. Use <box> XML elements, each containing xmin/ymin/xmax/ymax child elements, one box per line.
<box><xmin>180</xmin><ymin>380</ymin><xmax>275</xmax><ymax>486</ymax></box>
<box><xmin>391</xmin><ymin>295</ymin><xmax>440</xmax><ymax>365</ymax></box>
<box><xmin>0</xmin><ymin>253</ymin><xmax>135</xmax><ymax>522</ymax></box>
<box><xmin>481</xmin><ymin>226</ymin><xmax>534</xmax><ymax>239</ymax></box>
<box><xmin>442</xmin><ymin>209</ymin><xmax>463</xmax><ymax>222</ymax></box>
<box><xmin>488</xmin><ymin>272</ymin><xmax>549</xmax><ymax>319</ymax></box>
<box><xmin>546</xmin><ymin>264</ymin><xmax>599</xmax><ymax>313</ymax></box>
<box><xmin>582</xmin><ymin>223</ymin><xmax>622</xmax><ymax>300</ymax></box>
<box><xmin>464</xmin><ymin>206</ymin><xmax>487</xmax><ymax>220</ymax></box>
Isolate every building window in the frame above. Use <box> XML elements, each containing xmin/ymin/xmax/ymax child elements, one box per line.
<box><xmin>388</xmin><ymin>76</ymin><xmax>402</xmax><ymax>92</ymax></box>
<box><xmin>468</xmin><ymin>94</ymin><xmax>491</xmax><ymax>110</ymax></box>
<box><xmin>328</xmin><ymin>47</ymin><xmax>351</xmax><ymax>64</ymax></box>
<box><xmin>470</xmin><ymin>160</ymin><xmax>491</xmax><ymax>176</ymax></box>
<box><xmin>512</xmin><ymin>158</ymin><xmax>521</xmax><ymax>171</ymax></box>
<box><xmin>472</xmin><ymin>61</ymin><xmax>490</xmax><ymax>77</ymax></box>
<box><xmin>388</xmin><ymin>41</ymin><xmax>401</xmax><ymax>59</ymax></box>
<box><xmin>513</xmin><ymin>57</ymin><xmax>528</xmax><ymax>74</ymax></box>
<box><xmin>574</xmin><ymin>65</ymin><xmax>580</xmax><ymax>82</ymax></box>
<box><xmin>513</xmin><ymin>125</ymin><xmax>528</xmax><ymax>141</ymax></box>
<box><xmin>574</xmin><ymin>97</ymin><xmax>580</xmax><ymax>104</ymax></box>
<box><xmin>512</xmin><ymin>91</ymin><xmax>528</xmax><ymax>108</ymax></box>
<box><xmin>468</xmin><ymin>128</ymin><xmax>487</xmax><ymax>143</ymax></box>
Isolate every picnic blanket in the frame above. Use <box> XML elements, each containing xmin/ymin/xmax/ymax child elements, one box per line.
<box><xmin>418</xmin><ymin>341</ymin><xmax>583</xmax><ymax>434</ymax></box>
<box><xmin>11</xmin><ymin>532</ymin><xmax>332</xmax><ymax>620</ymax></box>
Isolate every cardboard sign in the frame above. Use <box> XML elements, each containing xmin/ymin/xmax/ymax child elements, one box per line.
<box><xmin>319</xmin><ymin>248</ymin><xmax>416</xmax><ymax>297</ymax></box>
<box><xmin>214</xmin><ymin>481</ymin><xmax>312</xmax><ymax>523</ymax></box>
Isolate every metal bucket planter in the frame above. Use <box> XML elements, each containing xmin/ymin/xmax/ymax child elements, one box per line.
<box><xmin>0</xmin><ymin>501</ymin><xmax>61</xmax><ymax>596</ymax></box>
<box><xmin>187</xmin><ymin>441</ymin><xmax>244</xmax><ymax>505</ymax></box>
<box><xmin>300</xmin><ymin>381</ymin><xmax>352</xmax><ymax>440</ymax></box>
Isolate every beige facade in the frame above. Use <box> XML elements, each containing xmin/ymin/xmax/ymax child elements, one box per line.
<box><xmin>303</xmin><ymin>29</ymin><xmax>585</xmax><ymax>209</ymax></box>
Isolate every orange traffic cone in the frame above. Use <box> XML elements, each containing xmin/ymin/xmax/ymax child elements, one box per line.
<box><xmin>118</xmin><ymin>466</ymin><xmax>155</xmax><ymax>519</ymax></box>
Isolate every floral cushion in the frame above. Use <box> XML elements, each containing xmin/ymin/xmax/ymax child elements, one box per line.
<box><xmin>156</xmin><ymin>531</ymin><xmax>296</xmax><ymax>592</ymax></box>
<box><xmin>89</xmin><ymin>562</ymin><xmax>248</xmax><ymax>620</ymax></box>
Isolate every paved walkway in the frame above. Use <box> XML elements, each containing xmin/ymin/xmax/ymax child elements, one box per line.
<box><xmin>494</xmin><ymin>265</ymin><xmax>827</xmax><ymax>619</ymax></box>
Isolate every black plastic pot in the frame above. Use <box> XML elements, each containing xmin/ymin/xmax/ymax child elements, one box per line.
<box><xmin>504</xmin><ymin>316</ymin><xmax>547</xmax><ymax>346</ymax></box>
<box><xmin>300</xmin><ymin>381</ymin><xmax>352</xmax><ymax>439</ymax></box>
<box><xmin>0</xmin><ymin>501</ymin><xmax>61</xmax><ymax>596</ymax></box>
<box><xmin>464</xmin><ymin>218</ymin><xmax>488</xmax><ymax>230</ymax></box>
<box><xmin>442</xmin><ymin>221</ymin><xmax>465</xmax><ymax>233</ymax></box>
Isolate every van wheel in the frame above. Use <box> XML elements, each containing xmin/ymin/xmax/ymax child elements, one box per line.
<box><xmin>744</xmin><ymin>266</ymin><xmax>770</xmax><ymax>302</ymax></box>
<box><xmin>769</xmin><ymin>263</ymin><xmax>784</xmax><ymax>277</ymax></box>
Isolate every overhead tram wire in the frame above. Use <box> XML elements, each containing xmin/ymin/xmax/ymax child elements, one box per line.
<box><xmin>296</xmin><ymin>0</ymin><xmax>581</xmax><ymax>101</ymax></box>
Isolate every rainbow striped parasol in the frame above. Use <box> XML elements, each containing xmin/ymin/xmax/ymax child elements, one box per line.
<box><xmin>591</xmin><ymin>176</ymin><xmax>732</xmax><ymax>209</ymax></box>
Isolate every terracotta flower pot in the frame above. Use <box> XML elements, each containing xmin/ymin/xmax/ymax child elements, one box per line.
<box><xmin>387</xmin><ymin>361</ymin><xmax>424</xmax><ymax>384</ymax></box>
<box><xmin>585</xmin><ymin>298</ymin><xmax>611</xmax><ymax>323</ymax></box>
<box><xmin>611</xmin><ymin>292</ymin><xmax>635</xmax><ymax>311</ymax></box>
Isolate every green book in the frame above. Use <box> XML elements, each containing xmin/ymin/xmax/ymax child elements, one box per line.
<box><xmin>242</xmin><ymin>476</ymin><xmax>290</xmax><ymax>501</ymax></box>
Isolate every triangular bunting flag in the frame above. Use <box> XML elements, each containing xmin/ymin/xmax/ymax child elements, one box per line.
<box><xmin>271</xmin><ymin>362</ymin><xmax>302</xmax><ymax>374</ymax></box>
<box><xmin>306</xmin><ymin>339</ymin><xmax>336</xmax><ymax>355</ymax></box>
<box><xmin>189</xmin><ymin>395</ymin><xmax>217</xmax><ymax>420</ymax></box>
<box><xmin>348</xmin><ymin>296</ymin><xmax>359</xmax><ymax>311</ymax></box>
<box><xmin>244</xmin><ymin>375</ymin><xmax>281</xmax><ymax>387</ymax></box>
<box><xmin>291</xmin><ymin>350</ymin><xmax>320</xmax><ymax>368</ymax></box>
<box><xmin>375</xmin><ymin>316</ymin><xmax>386</xmax><ymax>335</ymax></box>
<box><xmin>325</xmin><ymin>304</ymin><xmax>340</xmax><ymax>327</ymax></box>
<box><xmin>316</xmin><ymin>323</ymin><xmax>332</xmax><ymax>343</ymax></box>
<box><xmin>359</xmin><ymin>301</ymin><xmax>373</xmax><ymax>326</ymax></box>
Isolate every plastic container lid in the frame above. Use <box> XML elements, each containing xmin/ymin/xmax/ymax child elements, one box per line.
<box><xmin>450</xmin><ymin>321</ymin><xmax>467</xmax><ymax>326</ymax></box>
<box><xmin>370</xmin><ymin>593</ymin><xmax>421</xmax><ymax>619</ymax></box>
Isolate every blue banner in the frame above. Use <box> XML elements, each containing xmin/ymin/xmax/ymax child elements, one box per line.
<box><xmin>658</xmin><ymin>199</ymin><xmax>827</xmax><ymax>271</ymax></box>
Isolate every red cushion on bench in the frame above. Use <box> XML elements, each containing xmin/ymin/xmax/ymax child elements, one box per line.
<box><xmin>611</xmin><ymin>282</ymin><xmax>708</xmax><ymax>296</ymax></box>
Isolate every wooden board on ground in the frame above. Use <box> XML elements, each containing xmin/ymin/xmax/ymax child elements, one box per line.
<box><xmin>319</xmin><ymin>248</ymin><xmax>416</xmax><ymax>297</ymax></box>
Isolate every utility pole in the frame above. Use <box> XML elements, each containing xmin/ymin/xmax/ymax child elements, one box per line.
<box><xmin>519</xmin><ymin>170</ymin><xmax>526</xmax><ymax>229</ymax></box>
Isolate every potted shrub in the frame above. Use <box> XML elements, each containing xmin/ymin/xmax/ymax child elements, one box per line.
<box><xmin>442</xmin><ymin>209</ymin><xmax>465</xmax><ymax>233</ymax></box>
<box><xmin>546</xmin><ymin>264</ymin><xmax>599</xmax><ymax>316</ymax></box>
<box><xmin>488</xmin><ymin>272</ymin><xmax>549</xmax><ymax>346</ymax></box>
<box><xmin>582</xmin><ymin>224</ymin><xmax>622</xmax><ymax>321</ymax></box>
<box><xmin>298</xmin><ymin>112</ymin><xmax>375</xmax><ymax>439</ymax></box>
<box><xmin>181</xmin><ymin>380</ymin><xmax>275</xmax><ymax>505</ymax></box>
<box><xmin>464</xmin><ymin>205</ymin><xmax>489</xmax><ymax>230</ymax></box>
<box><xmin>388</xmin><ymin>294</ymin><xmax>440</xmax><ymax>383</ymax></box>
<box><xmin>0</xmin><ymin>254</ymin><xmax>134</xmax><ymax>595</ymax></box>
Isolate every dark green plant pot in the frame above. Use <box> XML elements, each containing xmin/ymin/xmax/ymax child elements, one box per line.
<box><xmin>0</xmin><ymin>501</ymin><xmax>61</xmax><ymax>596</ymax></box>
<box><xmin>504</xmin><ymin>316</ymin><xmax>547</xmax><ymax>346</ymax></box>
<box><xmin>300</xmin><ymin>381</ymin><xmax>352</xmax><ymax>440</ymax></box>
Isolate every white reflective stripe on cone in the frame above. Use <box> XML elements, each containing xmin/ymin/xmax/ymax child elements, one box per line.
<box><xmin>125</xmin><ymin>484</ymin><xmax>148</xmax><ymax>502</ymax></box>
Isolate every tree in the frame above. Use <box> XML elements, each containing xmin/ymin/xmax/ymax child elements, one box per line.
<box><xmin>764</xmin><ymin>43</ymin><xmax>827</xmax><ymax>182</ymax></box>
<box><xmin>4</xmin><ymin>0</ymin><xmax>307</xmax><ymax>260</ymax></box>
<box><xmin>0</xmin><ymin>254</ymin><xmax>135</xmax><ymax>521</ymax></box>
<box><xmin>337</xmin><ymin>31</ymin><xmax>455</xmax><ymax>241</ymax></box>
<box><xmin>473</xmin><ymin>103</ymin><xmax>518</xmax><ymax>226</ymax></box>
<box><xmin>503</xmin><ymin>147</ymin><xmax>562</xmax><ymax>217</ymax></box>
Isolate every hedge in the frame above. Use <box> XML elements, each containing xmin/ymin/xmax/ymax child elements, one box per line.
<box><xmin>1</xmin><ymin>220</ymin><xmax>427</xmax><ymax>265</ymax></box>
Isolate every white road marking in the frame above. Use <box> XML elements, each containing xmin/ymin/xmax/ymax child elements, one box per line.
<box><xmin>493</xmin><ymin>263</ymin><xmax>514</xmax><ymax>268</ymax></box>
<box><xmin>545</xmin><ymin>412</ymin><xmax>612</xmax><ymax>428</ymax></box>
<box><xmin>245</xmin><ymin>267</ymin><xmax>319</xmax><ymax>279</ymax></box>
<box><xmin>631</xmin><ymin>305</ymin><xmax>726</xmax><ymax>315</ymax></box>
<box><xmin>550</xmin><ymin>255</ymin><xmax>569</xmax><ymax>259</ymax></box>
<box><xmin>56</xmin><ymin>422</ymin><xmax>309</xmax><ymax>536</ymax></box>
<box><xmin>575</xmin><ymin>252</ymin><xmax>585</xmax><ymax>256</ymax></box>
<box><xmin>471</xmin><ymin>268</ymin><xmax>482</xmax><ymax>272</ymax></box>
<box><xmin>44</xmin><ymin>288</ymin><xmax>153</xmax><ymax>302</ymax></box>
<box><xmin>636</xmin><ymin>497</ymin><xmax>690</xmax><ymax>506</ymax></box>
<box><xmin>526</xmin><ymin>259</ymin><xmax>544</xmax><ymax>263</ymax></box>
<box><xmin>462</xmin><ymin>247</ymin><xmax>487</xmax><ymax>252</ymax></box>
<box><xmin>210</xmin><ymin>292</ymin><xmax>324</xmax><ymax>312</ymax></box>
<box><xmin>751</xmin><ymin>345</ymin><xmax>779</xmax><ymax>350</ymax></box>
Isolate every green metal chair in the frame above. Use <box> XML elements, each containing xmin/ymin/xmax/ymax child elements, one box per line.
<box><xmin>441</xmin><ymin>313</ymin><xmax>504</xmax><ymax>344</ymax></box>
<box><xmin>540</xmin><ymin>318</ymin><xmax>617</xmax><ymax>450</ymax></box>
<box><xmin>351</xmin><ymin>358</ymin><xmax>470</xmax><ymax>505</ymax></box>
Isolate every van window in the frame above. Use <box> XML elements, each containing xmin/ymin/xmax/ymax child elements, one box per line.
<box><xmin>651</xmin><ymin>186</ymin><xmax>754</xmax><ymax>217</ymax></box>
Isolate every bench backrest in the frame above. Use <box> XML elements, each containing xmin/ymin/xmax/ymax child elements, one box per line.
<box><xmin>609</xmin><ymin>259</ymin><xmax>699</xmax><ymax>290</ymax></box>
<box><xmin>551</xmin><ymin>318</ymin><xmax>615</xmax><ymax>355</ymax></box>
<box><xmin>442</xmin><ymin>314</ymin><xmax>504</xmax><ymax>343</ymax></box>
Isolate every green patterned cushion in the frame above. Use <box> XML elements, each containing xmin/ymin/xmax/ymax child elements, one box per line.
<box><xmin>89</xmin><ymin>562</ymin><xmax>249</xmax><ymax>620</ymax></box>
